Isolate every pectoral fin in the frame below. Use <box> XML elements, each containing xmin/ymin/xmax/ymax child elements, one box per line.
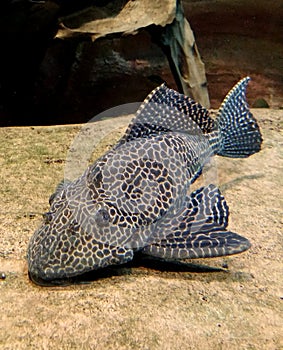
<box><xmin>141</xmin><ymin>184</ymin><xmax>251</xmax><ymax>259</ymax></box>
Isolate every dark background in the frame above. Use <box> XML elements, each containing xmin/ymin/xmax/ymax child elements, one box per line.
<box><xmin>0</xmin><ymin>0</ymin><xmax>282</xmax><ymax>126</ymax></box>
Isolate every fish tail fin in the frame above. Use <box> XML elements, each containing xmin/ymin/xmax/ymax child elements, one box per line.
<box><xmin>216</xmin><ymin>77</ymin><xmax>262</xmax><ymax>158</ymax></box>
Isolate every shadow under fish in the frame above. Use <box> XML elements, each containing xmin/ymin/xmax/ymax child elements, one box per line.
<box><xmin>29</xmin><ymin>253</ymin><xmax>226</xmax><ymax>287</ymax></box>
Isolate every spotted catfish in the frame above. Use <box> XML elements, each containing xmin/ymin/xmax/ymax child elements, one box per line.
<box><xmin>27</xmin><ymin>77</ymin><xmax>262</xmax><ymax>285</ymax></box>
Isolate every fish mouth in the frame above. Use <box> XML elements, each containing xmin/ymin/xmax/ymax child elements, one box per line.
<box><xmin>28</xmin><ymin>270</ymin><xmax>74</xmax><ymax>286</ymax></box>
<box><xmin>28</xmin><ymin>268</ymin><xmax>118</xmax><ymax>286</ymax></box>
<box><xmin>27</xmin><ymin>260</ymin><xmax>114</xmax><ymax>286</ymax></box>
<box><xmin>27</xmin><ymin>259</ymin><xmax>77</xmax><ymax>286</ymax></box>
<box><xmin>28</xmin><ymin>269</ymin><xmax>98</xmax><ymax>286</ymax></box>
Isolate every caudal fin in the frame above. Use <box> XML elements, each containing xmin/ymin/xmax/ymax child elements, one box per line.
<box><xmin>216</xmin><ymin>77</ymin><xmax>262</xmax><ymax>158</ymax></box>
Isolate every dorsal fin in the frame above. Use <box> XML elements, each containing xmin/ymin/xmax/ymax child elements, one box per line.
<box><xmin>122</xmin><ymin>84</ymin><xmax>215</xmax><ymax>142</ymax></box>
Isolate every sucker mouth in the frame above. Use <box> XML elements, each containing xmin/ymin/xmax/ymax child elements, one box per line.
<box><xmin>28</xmin><ymin>268</ymin><xmax>116</xmax><ymax>287</ymax></box>
<box><xmin>28</xmin><ymin>260</ymin><xmax>136</xmax><ymax>286</ymax></box>
<box><xmin>28</xmin><ymin>270</ymin><xmax>74</xmax><ymax>287</ymax></box>
<box><xmin>28</xmin><ymin>261</ymin><xmax>110</xmax><ymax>286</ymax></box>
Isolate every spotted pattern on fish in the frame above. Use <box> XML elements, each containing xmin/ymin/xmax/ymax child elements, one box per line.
<box><xmin>27</xmin><ymin>77</ymin><xmax>262</xmax><ymax>285</ymax></box>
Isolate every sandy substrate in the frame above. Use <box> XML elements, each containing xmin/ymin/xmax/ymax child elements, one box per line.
<box><xmin>0</xmin><ymin>109</ymin><xmax>282</xmax><ymax>349</ymax></box>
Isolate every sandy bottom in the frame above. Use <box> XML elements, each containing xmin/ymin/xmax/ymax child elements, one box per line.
<box><xmin>0</xmin><ymin>109</ymin><xmax>282</xmax><ymax>349</ymax></box>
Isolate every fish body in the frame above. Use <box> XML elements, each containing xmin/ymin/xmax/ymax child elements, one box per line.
<box><xmin>27</xmin><ymin>77</ymin><xmax>262</xmax><ymax>285</ymax></box>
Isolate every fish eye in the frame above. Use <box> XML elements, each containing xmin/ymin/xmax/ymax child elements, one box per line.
<box><xmin>95</xmin><ymin>208</ymin><xmax>111</xmax><ymax>227</ymax></box>
<box><xmin>98</xmin><ymin>209</ymin><xmax>110</xmax><ymax>221</ymax></box>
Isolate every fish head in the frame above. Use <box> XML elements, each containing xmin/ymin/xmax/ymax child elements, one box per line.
<box><xmin>27</xmin><ymin>179</ymin><xmax>133</xmax><ymax>285</ymax></box>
